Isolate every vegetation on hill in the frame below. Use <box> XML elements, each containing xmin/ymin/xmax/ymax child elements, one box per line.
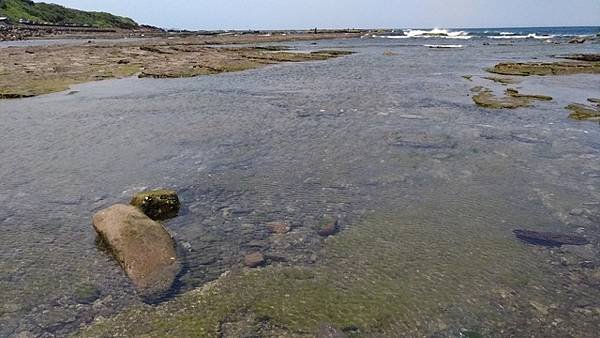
<box><xmin>0</xmin><ymin>0</ymin><xmax>138</xmax><ymax>28</ymax></box>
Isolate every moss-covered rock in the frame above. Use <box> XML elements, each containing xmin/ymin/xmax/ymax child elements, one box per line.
<box><xmin>472</xmin><ymin>87</ymin><xmax>552</xmax><ymax>109</ymax></box>
<box><xmin>130</xmin><ymin>189</ymin><xmax>180</xmax><ymax>220</ymax></box>
<box><xmin>566</xmin><ymin>103</ymin><xmax>600</xmax><ymax>121</ymax></box>
<box><xmin>487</xmin><ymin>61</ymin><xmax>600</xmax><ymax>76</ymax></box>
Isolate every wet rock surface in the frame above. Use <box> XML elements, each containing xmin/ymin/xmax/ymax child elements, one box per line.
<box><xmin>130</xmin><ymin>189</ymin><xmax>180</xmax><ymax>220</ymax></box>
<box><xmin>92</xmin><ymin>204</ymin><xmax>180</xmax><ymax>298</ymax></box>
<box><xmin>488</xmin><ymin>61</ymin><xmax>600</xmax><ymax>76</ymax></box>
<box><xmin>387</xmin><ymin>131</ymin><xmax>456</xmax><ymax>149</ymax></box>
<box><xmin>471</xmin><ymin>87</ymin><xmax>551</xmax><ymax>109</ymax></box>
<box><xmin>566</xmin><ymin>103</ymin><xmax>600</xmax><ymax>121</ymax></box>
<box><xmin>559</xmin><ymin>53</ymin><xmax>600</xmax><ymax>62</ymax></box>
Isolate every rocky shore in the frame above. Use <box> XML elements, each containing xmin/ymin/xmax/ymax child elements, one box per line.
<box><xmin>0</xmin><ymin>33</ymin><xmax>358</xmax><ymax>98</ymax></box>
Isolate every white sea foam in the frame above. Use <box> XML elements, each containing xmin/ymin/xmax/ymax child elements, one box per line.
<box><xmin>373</xmin><ymin>35</ymin><xmax>409</xmax><ymax>39</ymax></box>
<box><xmin>405</xmin><ymin>28</ymin><xmax>472</xmax><ymax>39</ymax></box>
<box><xmin>373</xmin><ymin>28</ymin><xmax>472</xmax><ymax>40</ymax></box>
<box><xmin>489</xmin><ymin>33</ymin><xmax>555</xmax><ymax>39</ymax></box>
<box><xmin>424</xmin><ymin>44</ymin><xmax>464</xmax><ymax>48</ymax></box>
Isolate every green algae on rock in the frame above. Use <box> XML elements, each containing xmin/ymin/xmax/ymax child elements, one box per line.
<box><xmin>472</xmin><ymin>87</ymin><xmax>552</xmax><ymax>109</ymax></box>
<box><xmin>487</xmin><ymin>61</ymin><xmax>600</xmax><ymax>76</ymax></box>
<box><xmin>130</xmin><ymin>189</ymin><xmax>180</xmax><ymax>220</ymax></box>
<box><xmin>0</xmin><ymin>40</ymin><xmax>355</xmax><ymax>99</ymax></box>
<box><xmin>566</xmin><ymin>103</ymin><xmax>600</xmax><ymax>121</ymax></box>
<box><xmin>505</xmin><ymin>88</ymin><xmax>552</xmax><ymax>101</ymax></box>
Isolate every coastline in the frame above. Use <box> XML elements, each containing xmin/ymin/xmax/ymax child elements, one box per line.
<box><xmin>2</xmin><ymin>25</ymin><xmax>600</xmax><ymax>338</ymax></box>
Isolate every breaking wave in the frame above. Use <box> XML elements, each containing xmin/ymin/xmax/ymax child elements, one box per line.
<box><xmin>374</xmin><ymin>28</ymin><xmax>472</xmax><ymax>40</ymax></box>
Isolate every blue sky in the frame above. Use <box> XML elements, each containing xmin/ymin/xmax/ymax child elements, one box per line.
<box><xmin>51</xmin><ymin>0</ymin><xmax>600</xmax><ymax>30</ymax></box>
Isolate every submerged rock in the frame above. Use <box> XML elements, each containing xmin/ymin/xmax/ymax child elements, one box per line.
<box><xmin>93</xmin><ymin>204</ymin><xmax>180</xmax><ymax>298</ymax></box>
<box><xmin>588</xmin><ymin>98</ymin><xmax>600</xmax><ymax>104</ymax></box>
<box><xmin>73</xmin><ymin>282</ymin><xmax>101</xmax><ymax>304</ymax></box>
<box><xmin>317</xmin><ymin>217</ymin><xmax>339</xmax><ymax>237</ymax></box>
<box><xmin>130</xmin><ymin>189</ymin><xmax>180</xmax><ymax>220</ymax></box>
<box><xmin>513</xmin><ymin>229</ymin><xmax>589</xmax><ymax>247</ymax></box>
<box><xmin>387</xmin><ymin>131</ymin><xmax>456</xmax><ymax>149</ymax></box>
<box><xmin>267</xmin><ymin>221</ymin><xmax>291</xmax><ymax>234</ymax></box>
<box><xmin>244</xmin><ymin>252</ymin><xmax>266</xmax><ymax>268</ymax></box>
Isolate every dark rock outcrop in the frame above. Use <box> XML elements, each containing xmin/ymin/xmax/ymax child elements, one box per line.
<box><xmin>513</xmin><ymin>229</ymin><xmax>589</xmax><ymax>247</ymax></box>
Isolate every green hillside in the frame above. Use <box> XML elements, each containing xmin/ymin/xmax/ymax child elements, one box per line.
<box><xmin>0</xmin><ymin>0</ymin><xmax>138</xmax><ymax>28</ymax></box>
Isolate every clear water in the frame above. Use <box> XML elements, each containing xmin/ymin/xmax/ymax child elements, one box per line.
<box><xmin>1</xmin><ymin>36</ymin><xmax>599</xmax><ymax>337</ymax></box>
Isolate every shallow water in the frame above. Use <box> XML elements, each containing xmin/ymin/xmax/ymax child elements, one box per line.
<box><xmin>1</xmin><ymin>37</ymin><xmax>600</xmax><ymax>337</ymax></box>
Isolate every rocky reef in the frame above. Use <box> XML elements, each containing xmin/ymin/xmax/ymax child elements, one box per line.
<box><xmin>566</xmin><ymin>103</ymin><xmax>600</xmax><ymax>121</ymax></box>
<box><xmin>488</xmin><ymin>60</ymin><xmax>600</xmax><ymax>76</ymax></box>
<box><xmin>0</xmin><ymin>37</ymin><xmax>355</xmax><ymax>98</ymax></box>
<box><xmin>472</xmin><ymin>87</ymin><xmax>552</xmax><ymax>109</ymax></box>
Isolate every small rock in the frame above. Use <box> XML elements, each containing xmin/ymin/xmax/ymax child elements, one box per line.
<box><xmin>267</xmin><ymin>221</ymin><xmax>290</xmax><ymax>234</ymax></box>
<box><xmin>244</xmin><ymin>252</ymin><xmax>265</xmax><ymax>268</ymax></box>
<box><xmin>317</xmin><ymin>217</ymin><xmax>339</xmax><ymax>237</ymax></box>
<box><xmin>130</xmin><ymin>189</ymin><xmax>180</xmax><ymax>220</ymax></box>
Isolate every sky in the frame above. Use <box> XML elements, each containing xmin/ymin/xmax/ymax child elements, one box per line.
<box><xmin>50</xmin><ymin>0</ymin><xmax>600</xmax><ymax>30</ymax></box>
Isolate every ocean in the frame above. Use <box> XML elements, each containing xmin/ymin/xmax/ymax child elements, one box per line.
<box><xmin>374</xmin><ymin>25</ymin><xmax>599</xmax><ymax>40</ymax></box>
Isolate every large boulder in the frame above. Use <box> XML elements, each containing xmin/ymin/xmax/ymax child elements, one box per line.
<box><xmin>93</xmin><ymin>204</ymin><xmax>180</xmax><ymax>298</ymax></box>
<box><xmin>130</xmin><ymin>189</ymin><xmax>180</xmax><ymax>220</ymax></box>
